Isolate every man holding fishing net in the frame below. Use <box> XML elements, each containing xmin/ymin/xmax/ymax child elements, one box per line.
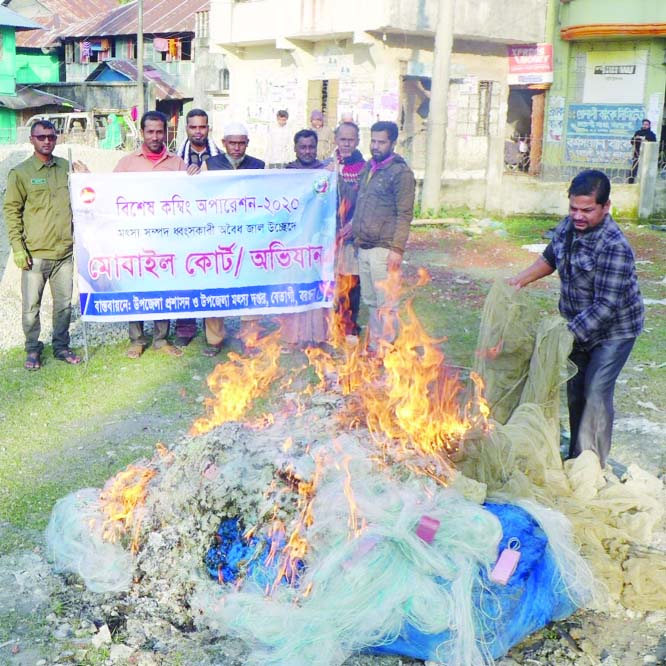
<box><xmin>508</xmin><ymin>169</ymin><xmax>644</xmax><ymax>468</ymax></box>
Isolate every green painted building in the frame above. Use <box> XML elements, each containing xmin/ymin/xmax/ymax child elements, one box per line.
<box><xmin>0</xmin><ymin>6</ymin><xmax>42</xmax><ymax>143</ymax></box>
<box><xmin>16</xmin><ymin>51</ymin><xmax>60</xmax><ymax>84</ymax></box>
<box><xmin>542</xmin><ymin>0</ymin><xmax>666</xmax><ymax>181</ymax></box>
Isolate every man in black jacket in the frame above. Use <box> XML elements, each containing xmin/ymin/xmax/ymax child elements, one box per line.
<box><xmin>204</xmin><ymin>122</ymin><xmax>265</xmax><ymax>171</ymax></box>
<box><xmin>628</xmin><ymin>119</ymin><xmax>656</xmax><ymax>183</ymax></box>
<box><xmin>202</xmin><ymin>122</ymin><xmax>265</xmax><ymax>354</ymax></box>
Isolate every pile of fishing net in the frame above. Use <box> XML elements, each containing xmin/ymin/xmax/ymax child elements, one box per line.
<box><xmin>45</xmin><ymin>281</ymin><xmax>666</xmax><ymax>666</ymax></box>
<box><xmin>466</xmin><ymin>281</ymin><xmax>666</xmax><ymax>611</ymax></box>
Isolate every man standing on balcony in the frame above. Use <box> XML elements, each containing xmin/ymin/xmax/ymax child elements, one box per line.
<box><xmin>349</xmin><ymin>120</ymin><xmax>415</xmax><ymax>354</ymax></box>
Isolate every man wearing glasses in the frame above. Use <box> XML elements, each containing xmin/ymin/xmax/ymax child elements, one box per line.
<box><xmin>4</xmin><ymin>120</ymin><xmax>82</xmax><ymax>370</ymax></box>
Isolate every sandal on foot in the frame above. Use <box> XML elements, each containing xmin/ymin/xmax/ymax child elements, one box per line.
<box><xmin>201</xmin><ymin>343</ymin><xmax>223</xmax><ymax>357</ymax></box>
<box><xmin>55</xmin><ymin>349</ymin><xmax>82</xmax><ymax>365</ymax></box>
<box><xmin>126</xmin><ymin>344</ymin><xmax>145</xmax><ymax>359</ymax></box>
<box><xmin>24</xmin><ymin>351</ymin><xmax>41</xmax><ymax>371</ymax></box>
<box><xmin>156</xmin><ymin>343</ymin><xmax>183</xmax><ymax>357</ymax></box>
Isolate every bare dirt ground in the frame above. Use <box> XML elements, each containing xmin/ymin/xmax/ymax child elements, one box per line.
<box><xmin>0</xmin><ymin>156</ymin><xmax>665</xmax><ymax>665</ymax></box>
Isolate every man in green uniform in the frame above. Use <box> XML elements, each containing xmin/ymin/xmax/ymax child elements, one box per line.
<box><xmin>4</xmin><ymin>120</ymin><xmax>82</xmax><ymax>370</ymax></box>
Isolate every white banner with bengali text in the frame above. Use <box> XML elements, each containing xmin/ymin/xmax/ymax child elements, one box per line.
<box><xmin>71</xmin><ymin>169</ymin><xmax>337</xmax><ymax>322</ymax></box>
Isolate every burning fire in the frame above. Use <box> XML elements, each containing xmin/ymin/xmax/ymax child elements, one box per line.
<box><xmin>189</xmin><ymin>267</ymin><xmax>490</xmax><ymax>510</ymax></box>
<box><xmin>99</xmin><ymin>464</ymin><xmax>156</xmax><ymax>553</ymax></box>
<box><xmin>188</xmin><ymin>266</ymin><xmax>489</xmax><ymax>473</ymax></box>
<box><xmin>266</xmin><ymin>452</ymin><xmax>323</xmax><ymax>593</ymax></box>
<box><xmin>190</xmin><ymin>324</ymin><xmax>283</xmax><ymax>436</ymax></box>
<box><xmin>96</xmin><ymin>267</ymin><xmax>490</xmax><ymax>586</ymax></box>
<box><xmin>310</xmin><ymin>268</ymin><xmax>490</xmax><ymax>479</ymax></box>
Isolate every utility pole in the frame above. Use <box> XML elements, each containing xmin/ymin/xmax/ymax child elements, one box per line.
<box><xmin>136</xmin><ymin>0</ymin><xmax>144</xmax><ymax>124</ymax></box>
<box><xmin>421</xmin><ymin>0</ymin><xmax>455</xmax><ymax>212</ymax></box>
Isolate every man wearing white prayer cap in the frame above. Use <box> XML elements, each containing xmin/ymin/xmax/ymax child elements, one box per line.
<box><xmin>203</xmin><ymin>122</ymin><xmax>265</xmax><ymax>171</ymax></box>
<box><xmin>200</xmin><ymin>122</ymin><xmax>265</xmax><ymax>354</ymax></box>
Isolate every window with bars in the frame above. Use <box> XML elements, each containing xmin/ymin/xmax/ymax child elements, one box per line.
<box><xmin>453</xmin><ymin>79</ymin><xmax>499</xmax><ymax>137</ymax></box>
<box><xmin>476</xmin><ymin>81</ymin><xmax>493</xmax><ymax>135</ymax></box>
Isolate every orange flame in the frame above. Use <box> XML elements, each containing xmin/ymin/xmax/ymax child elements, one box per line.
<box><xmin>187</xmin><ymin>267</ymin><xmax>490</xmax><ymax>591</ymax></box>
<box><xmin>330</xmin><ymin>274</ymin><xmax>360</xmax><ymax>345</ymax></box>
<box><xmin>99</xmin><ymin>465</ymin><xmax>156</xmax><ymax>553</ymax></box>
<box><xmin>342</xmin><ymin>455</ymin><xmax>363</xmax><ymax>537</ymax></box>
<box><xmin>268</xmin><ymin>452</ymin><xmax>324</xmax><ymax>593</ymax></box>
<box><xmin>190</xmin><ymin>327</ymin><xmax>283</xmax><ymax>435</ymax></box>
<box><xmin>329</xmin><ymin>271</ymin><xmax>489</xmax><ymax>482</ymax></box>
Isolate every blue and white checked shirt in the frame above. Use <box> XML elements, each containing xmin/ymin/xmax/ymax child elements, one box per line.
<box><xmin>542</xmin><ymin>214</ymin><xmax>644</xmax><ymax>350</ymax></box>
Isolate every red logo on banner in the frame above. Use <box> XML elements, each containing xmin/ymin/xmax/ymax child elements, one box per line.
<box><xmin>80</xmin><ymin>187</ymin><xmax>96</xmax><ymax>204</ymax></box>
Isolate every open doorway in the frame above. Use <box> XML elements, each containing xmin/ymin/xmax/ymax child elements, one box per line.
<box><xmin>505</xmin><ymin>88</ymin><xmax>544</xmax><ymax>175</ymax></box>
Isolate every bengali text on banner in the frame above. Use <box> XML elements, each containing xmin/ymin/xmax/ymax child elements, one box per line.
<box><xmin>71</xmin><ymin>169</ymin><xmax>337</xmax><ymax>322</ymax></box>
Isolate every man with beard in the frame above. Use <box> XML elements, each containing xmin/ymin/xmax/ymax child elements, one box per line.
<box><xmin>204</xmin><ymin>122</ymin><xmax>265</xmax><ymax>171</ymax></box>
<box><xmin>173</xmin><ymin>108</ymin><xmax>222</xmax><ymax>347</ymax></box>
<box><xmin>351</xmin><ymin>121</ymin><xmax>415</xmax><ymax>354</ymax></box>
<box><xmin>114</xmin><ymin>110</ymin><xmax>187</xmax><ymax>359</ymax></box>
<box><xmin>508</xmin><ymin>170</ymin><xmax>644</xmax><ymax>468</ymax></box>
<box><xmin>177</xmin><ymin>108</ymin><xmax>221</xmax><ymax>175</ymax></box>
<box><xmin>202</xmin><ymin>123</ymin><xmax>265</xmax><ymax>354</ymax></box>
<box><xmin>331</xmin><ymin>121</ymin><xmax>365</xmax><ymax>336</ymax></box>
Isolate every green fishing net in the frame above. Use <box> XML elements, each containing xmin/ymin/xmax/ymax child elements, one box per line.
<box><xmin>459</xmin><ymin>281</ymin><xmax>666</xmax><ymax>610</ymax></box>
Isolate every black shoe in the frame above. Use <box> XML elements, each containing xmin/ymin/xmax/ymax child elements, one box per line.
<box><xmin>173</xmin><ymin>336</ymin><xmax>194</xmax><ymax>347</ymax></box>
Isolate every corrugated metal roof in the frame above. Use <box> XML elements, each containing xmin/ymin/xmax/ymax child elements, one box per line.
<box><xmin>0</xmin><ymin>85</ymin><xmax>80</xmax><ymax>110</ymax></box>
<box><xmin>0</xmin><ymin>5</ymin><xmax>42</xmax><ymax>30</ymax></box>
<box><xmin>15</xmin><ymin>0</ymin><xmax>119</xmax><ymax>48</ymax></box>
<box><xmin>64</xmin><ymin>0</ymin><xmax>209</xmax><ymax>39</ymax></box>
<box><xmin>86</xmin><ymin>59</ymin><xmax>188</xmax><ymax>101</ymax></box>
